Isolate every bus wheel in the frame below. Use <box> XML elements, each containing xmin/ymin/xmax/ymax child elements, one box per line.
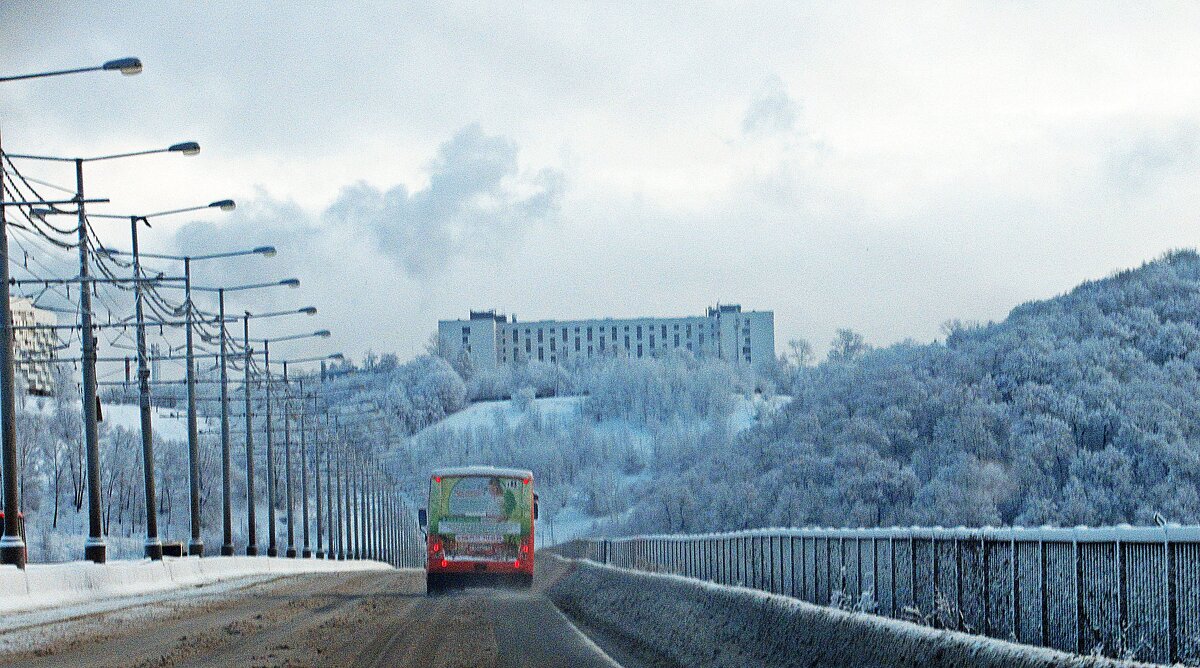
<box><xmin>426</xmin><ymin>573</ymin><xmax>443</xmax><ymax>596</ymax></box>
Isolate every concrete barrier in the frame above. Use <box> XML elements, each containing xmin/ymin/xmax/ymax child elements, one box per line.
<box><xmin>0</xmin><ymin>557</ymin><xmax>392</xmax><ymax>615</ymax></box>
<box><xmin>543</xmin><ymin>555</ymin><xmax>1153</xmax><ymax>668</ymax></box>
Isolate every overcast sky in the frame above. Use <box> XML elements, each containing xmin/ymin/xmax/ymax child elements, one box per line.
<box><xmin>4</xmin><ymin>2</ymin><xmax>1200</xmax><ymax>363</ymax></box>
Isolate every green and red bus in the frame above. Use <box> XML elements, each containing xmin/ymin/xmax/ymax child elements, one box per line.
<box><xmin>419</xmin><ymin>466</ymin><xmax>537</xmax><ymax>593</ymax></box>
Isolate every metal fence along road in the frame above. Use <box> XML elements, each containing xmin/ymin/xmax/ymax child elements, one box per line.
<box><xmin>558</xmin><ymin>526</ymin><xmax>1200</xmax><ymax>664</ymax></box>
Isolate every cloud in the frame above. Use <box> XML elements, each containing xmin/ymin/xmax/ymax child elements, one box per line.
<box><xmin>324</xmin><ymin>124</ymin><xmax>564</xmax><ymax>276</ymax></box>
<box><xmin>742</xmin><ymin>76</ymin><xmax>799</xmax><ymax>137</ymax></box>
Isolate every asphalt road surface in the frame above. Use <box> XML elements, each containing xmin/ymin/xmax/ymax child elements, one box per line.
<box><xmin>0</xmin><ymin>565</ymin><xmax>661</xmax><ymax>668</ymax></box>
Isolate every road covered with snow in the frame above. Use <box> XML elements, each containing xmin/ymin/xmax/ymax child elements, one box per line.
<box><xmin>0</xmin><ymin>558</ymin><xmax>661</xmax><ymax>668</ymax></box>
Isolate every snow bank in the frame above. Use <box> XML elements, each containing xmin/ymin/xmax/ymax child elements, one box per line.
<box><xmin>0</xmin><ymin>556</ymin><xmax>390</xmax><ymax>615</ymax></box>
<box><xmin>544</xmin><ymin>555</ymin><xmax>1152</xmax><ymax>668</ymax></box>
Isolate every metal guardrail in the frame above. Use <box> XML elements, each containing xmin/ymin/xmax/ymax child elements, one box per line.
<box><xmin>560</xmin><ymin>526</ymin><xmax>1200</xmax><ymax>664</ymax></box>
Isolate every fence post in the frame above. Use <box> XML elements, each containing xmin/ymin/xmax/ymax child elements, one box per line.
<box><xmin>981</xmin><ymin>535</ymin><xmax>990</xmax><ymax>637</ymax></box>
<box><xmin>890</xmin><ymin>536</ymin><xmax>897</xmax><ymax>617</ymax></box>
<box><xmin>1116</xmin><ymin>539</ymin><xmax>1127</xmax><ymax>657</ymax></box>
<box><xmin>1166</xmin><ymin>537</ymin><xmax>1177</xmax><ymax>663</ymax></box>
<box><xmin>955</xmin><ymin>537</ymin><xmax>964</xmax><ymax>630</ymax></box>
<box><xmin>909</xmin><ymin>535</ymin><xmax>917</xmax><ymax>616</ymax></box>
<box><xmin>1073</xmin><ymin>539</ymin><xmax>1083</xmax><ymax>655</ymax></box>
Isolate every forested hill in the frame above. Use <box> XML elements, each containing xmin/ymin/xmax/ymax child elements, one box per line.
<box><xmin>720</xmin><ymin>250</ymin><xmax>1200</xmax><ymax>531</ymax></box>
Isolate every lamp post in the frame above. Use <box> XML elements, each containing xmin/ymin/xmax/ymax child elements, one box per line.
<box><xmin>8</xmin><ymin>142</ymin><xmax>201</xmax><ymax>562</ymax></box>
<box><xmin>0</xmin><ymin>57</ymin><xmax>142</xmax><ymax>83</ymax></box>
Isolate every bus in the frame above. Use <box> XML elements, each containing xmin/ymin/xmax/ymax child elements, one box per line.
<box><xmin>419</xmin><ymin>466</ymin><xmax>537</xmax><ymax>593</ymax></box>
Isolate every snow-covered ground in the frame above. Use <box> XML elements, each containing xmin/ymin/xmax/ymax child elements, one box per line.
<box><xmin>100</xmin><ymin>402</ymin><xmax>203</xmax><ymax>441</ymax></box>
<box><xmin>0</xmin><ymin>556</ymin><xmax>390</xmax><ymax>617</ymax></box>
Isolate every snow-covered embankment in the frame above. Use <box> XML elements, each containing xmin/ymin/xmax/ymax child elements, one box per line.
<box><xmin>0</xmin><ymin>556</ymin><xmax>390</xmax><ymax>615</ymax></box>
<box><xmin>544</xmin><ymin>555</ymin><xmax>1149</xmax><ymax>668</ymax></box>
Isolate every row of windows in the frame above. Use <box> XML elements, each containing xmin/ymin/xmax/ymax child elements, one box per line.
<box><xmin>508</xmin><ymin>339</ymin><xmax>701</xmax><ymax>363</ymax></box>
<box><xmin>505</xmin><ymin>322</ymin><xmax>719</xmax><ymax>343</ymax></box>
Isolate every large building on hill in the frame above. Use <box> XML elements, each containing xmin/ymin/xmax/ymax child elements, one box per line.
<box><xmin>11</xmin><ymin>297</ymin><xmax>59</xmax><ymax>396</ymax></box>
<box><xmin>438</xmin><ymin>304</ymin><xmax>774</xmax><ymax>371</ymax></box>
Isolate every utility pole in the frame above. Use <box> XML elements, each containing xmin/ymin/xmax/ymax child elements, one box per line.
<box><xmin>76</xmin><ymin>158</ymin><xmax>105</xmax><ymax>564</ymax></box>
<box><xmin>243</xmin><ymin>314</ymin><xmax>258</xmax><ymax>555</ymax></box>
<box><xmin>130</xmin><ymin>216</ymin><xmax>162</xmax><ymax>559</ymax></box>
<box><xmin>300</xmin><ymin>384</ymin><xmax>311</xmax><ymax>558</ymax></box>
<box><xmin>218</xmin><ymin>289</ymin><xmax>233</xmax><ymax>556</ymax></box>
<box><xmin>183</xmin><ymin>258</ymin><xmax>203</xmax><ymax>557</ymax></box>
<box><xmin>325</xmin><ymin>421</ymin><xmax>334</xmax><ymax>560</ymax></box>
<box><xmin>335</xmin><ymin>436</ymin><xmax>345</xmax><ymax>560</ymax></box>
<box><xmin>314</xmin><ymin>406</ymin><xmax>323</xmax><ymax>559</ymax></box>
<box><xmin>283</xmin><ymin>361</ymin><xmax>296</xmax><ymax>558</ymax></box>
<box><xmin>265</xmin><ymin>341</ymin><xmax>277</xmax><ymax>557</ymax></box>
<box><xmin>0</xmin><ymin>131</ymin><xmax>27</xmax><ymax>568</ymax></box>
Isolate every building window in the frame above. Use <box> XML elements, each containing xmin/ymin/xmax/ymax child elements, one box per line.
<box><xmin>686</xmin><ymin>324</ymin><xmax>692</xmax><ymax>337</ymax></box>
<box><xmin>661</xmin><ymin>324</ymin><xmax>667</xmax><ymax>338</ymax></box>
<box><xmin>699</xmin><ymin>334</ymin><xmax>705</xmax><ymax>345</ymax></box>
<box><xmin>745</xmin><ymin>337</ymin><xmax>751</xmax><ymax>346</ymax></box>
<box><xmin>624</xmin><ymin>335</ymin><xmax>630</xmax><ymax>349</ymax></box>
<box><xmin>575</xmin><ymin>338</ymin><xmax>580</xmax><ymax>351</ymax></box>
<box><xmin>538</xmin><ymin>329</ymin><xmax>544</xmax><ymax>343</ymax></box>
<box><xmin>649</xmin><ymin>334</ymin><xmax>655</xmax><ymax>347</ymax></box>
<box><xmin>513</xmin><ymin>348</ymin><xmax>518</xmax><ymax>359</ymax></box>
<box><xmin>562</xmin><ymin>328</ymin><xmax>568</xmax><ymax>341</ymax></box>
<box><xmin>612</xmin><ymin>327</ymin><xmax>617</xmax><ymax>339</ymax></box>
<box><xmin>513</xmin><ymin>331</ymin><xmax>518</xmax><ymax>343</ymax></box>
<box><xmin>637</xmin><ymin>344</ymin><xmax>643</xmax><ymax>357</ymax></box>
<box><xmin>587</xmin><ymin>327</ymin><xmax>593</xmax><ymax>341</ymax></box>
<box><xmin>538</xmin><ymin>348</ymin><xmax>544</xmax><ymax>361</ymax></box>
<box><xmin>674</xmin><ymin>323</ymin><xmax>679</xmax><ymax>330</ymax></box>
<box><xmin>526</xmin><ymin>340</ymin><xmax>531</xmax><ymax>353</ymax></box>
<box><xmin>636</xmin><ymin>325</ymin><xmax>642</xmax><ymax>340</ymax></box>
<box><xmin>599</xmin><ymin>337</ymin><xmax>606</xmax><ymax>351</ymax></box>
<box><xmin>687</xmin><ymin>342</ymin><xmax>692</xmax><ymax>351</ymax></box>
<box><xmin>674</xmin><ymin>334</ymin><xmax>680</xmax><ymax>347</ymax></box>
<box><xmin>588</xmin><ymin>345</ymin><xmax>593</xmax><ymax>356</ymax></box>
<box><xmin>550</xmin><ymin>339</ymin><xmax>556</xmax><ymax>351</ymax></box>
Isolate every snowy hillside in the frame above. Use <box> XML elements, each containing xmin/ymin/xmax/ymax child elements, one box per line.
<box><xmin>399</xmin><ymin>392</ymin><xmax>790</xmax><ymax>545</ymax></box>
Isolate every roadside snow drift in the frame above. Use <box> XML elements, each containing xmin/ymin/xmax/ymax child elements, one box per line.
<box><xmin>544</xmin><ymin>555</ymin><xmax>1152</xmax><ymax>668</ymax></box>
<box><xmin>0</xmin><ymin>556</ymin><xmax>390</xmax><ymax>615</ymax></box>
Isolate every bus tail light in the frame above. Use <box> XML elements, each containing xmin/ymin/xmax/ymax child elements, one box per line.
<box><xmin>440</xmin><ymin>558</ymin><xmax>447</xmax><ymax>568</ymax></box>
<box><xmin>429</xmin><ymin>537</ymin><xmax>442</xmax><ymax>554</ymax></box>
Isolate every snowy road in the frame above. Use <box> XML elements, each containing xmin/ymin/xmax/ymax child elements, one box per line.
<box><xmin>0</xmin><ymin>567</ymin><xmax>663</xmax><ymax>668</ymax></box>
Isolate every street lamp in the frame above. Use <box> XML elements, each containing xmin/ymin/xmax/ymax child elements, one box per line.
<box><xmin>0</xmin><ymin>57</ymin><xmax>143</xmax><ymax>83</ymax></box>
<box><xmin>6</xmin><ymin>142</ymin><xmax>201</xmax><ymax>564</ymax></box>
